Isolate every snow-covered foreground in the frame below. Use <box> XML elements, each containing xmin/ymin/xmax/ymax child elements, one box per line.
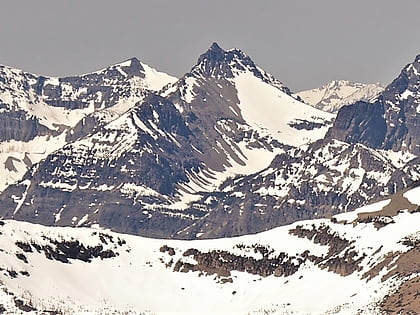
<box><xmin>0</xmin><ymin>188</ymin><xmax>419</xmax><ymax>314</ymax></box>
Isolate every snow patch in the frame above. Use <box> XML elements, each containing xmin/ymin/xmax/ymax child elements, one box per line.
<box><xmin>403</xmin><ymin>186</ymin><xmax>420</xmax><ymax>205</ymax></box>
<box><xmin>333</xmin><ymin>199</ymin><xmax>391</xmax><ymax>223</ymax></box>
<box><xmin>233</xmin><ymin>72</ymin><xmax>333</xmax><ymax>147</ymax></box>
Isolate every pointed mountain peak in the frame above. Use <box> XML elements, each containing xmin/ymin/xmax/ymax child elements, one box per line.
<box><xmin>197</xmin><ymin>42</ymin><xmax>228</xmax><ymax>65</ymax></box>
<box><xmin>396</xmin><ymin>54</ymin><xmax>420</xmax><ymax>79</ymax></box>
<box><xmin>209</xmin><ymin>42</ymin><xmax>223</xmax><ymax>52</ymax></box>
<box><xmin>192</xmin><ymin>42</ymin><xmax>261</xmax><ymax>80</ymax></box>
<box><xmin>408</xmin><ymin>54</ymin><xmax>420</xmax><ymax>75</ymax></box>
<box><xmin>383</xmin><ymin>53</ymin><xmax>420</xmax><ymax>97</ymax></box>
<box><xmin>95</xmin><ymin>57</ymin><xmax>145</xmax><ymax>78</ymax></box>
<box><xmin>115</xmin><ymin>57</ymin><xmax>143</xmax><ymax>70</ymax></box>
<box><xmin>184</xmin><ymin>42</ymin><xmax>292</xmax><ymax>95</ymax></box>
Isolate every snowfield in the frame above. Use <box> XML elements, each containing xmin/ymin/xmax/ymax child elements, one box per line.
<box><xmin>0</xmin><ymin>186</ymin><xmax>418</xmax><ymax>314</ymax></box>
<box><xmin>234</xmin><ymin>71</ymin><xmax>334</xmax><ymax>147</ymax></box>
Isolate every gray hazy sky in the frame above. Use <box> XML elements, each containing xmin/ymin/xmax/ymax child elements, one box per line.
<box><xmin>1</xmin><ymin>0</ymin><xmax>420</xmax><ymax>91</ymax></box>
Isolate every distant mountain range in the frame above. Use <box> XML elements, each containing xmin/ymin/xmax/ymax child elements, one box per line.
<box><xmin>296</xmin><ymin>80</ymin><xmax>384</xmax><ymax>113</ymax></box>
<box><xmin>0</xmin><ymin>43</ymin><xmax>419</xmax><ymax>239</ymax></box>
<box><xmin>0</xmin><ymin>42</ymin><xmax>419</xmax><ymax>314</ymax></box>
<box><xmin>0</xmin><ymin>43</ymin><xmax>334</xmax><ymax>238</ymax></box>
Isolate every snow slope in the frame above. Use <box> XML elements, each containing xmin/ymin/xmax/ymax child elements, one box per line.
<box><xmin>0</xmin><ymin>186</ymin><xmax>418</xmax><ymax>314</ymax></box>
<box><xmin>234</xmin><ymin>71</ymin><xmax>334</xmax><ymax>146</ymax></box>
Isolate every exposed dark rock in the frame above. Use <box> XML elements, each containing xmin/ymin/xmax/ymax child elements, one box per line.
<box><xmin>0</xmin><ymin>110</ymin><xmax>52</xmax><ymax>142</ymax></box>
<box><xmin>357</xmin><ymin>216</ymin><xmax>395</xmax><ymax>229</ymax></box>
<box><xmin>324</xmin><ymin>101</ymin><xmax>387</xmax><ymax>148</ymax></box>
<box><xmin>15</xmin><ymin>253</ymin><xmax>28</xmax><ymax>264</ymax></box>
<box><xmin>15</xmin><ymin>241</ymin><xmax>33</xmax><ymax>253</ymax></box>
<box><xmin>171</xmin><ymin>246</ymin><xmax>302</xmax><ymax>279</ymax></box>
<box><xmin>160</xmin><ymin>245</ymin><xmax>176</xmax><ymax>256</ymax></box>
<box><xmin>23</xmin><ymin>238</ymin><xmax>118</xmax><ymax>264</ymax></box>
<box><xmin>288</xmin><ymin>119</ymin><xmax>326</xmax><ymax>130</ymax></box>
<box><xmin>14</xmin><ymin>298</ymin><xmax>36</xmax><ymax>312</ymax></box>
<box><xmin>289</xmin><ymin>224</ymin><xmax>364</xmax><ymax>276</ymax></box>
<box><xmin>6</xmin><ymin>269</ymin><xmax>18</xmax><ymax>279</ymax></box>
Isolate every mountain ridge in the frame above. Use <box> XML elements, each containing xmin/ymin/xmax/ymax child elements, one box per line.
<box><xmin>0</xmin><ymin>43</ymin><xmax>334</xmax><ymax>238</ymax></box>
<box><xmin>0</xmin><ymin>58</ymin><xmax>177</xmax><ymax>192</ymax></box>
<box><xmin>296</xmin><ymin>79</ymin><xmax>384</xmax><ymax>113</ymax></box>
<box><xmin>0</xmin><ymin>43</ymin><xmax>418</xmax><ymax>313</ymax></box>
<box><xmin>0</xmin><ymin>43</ymin><xmax>419</xmax><ymax>242</ymax></box>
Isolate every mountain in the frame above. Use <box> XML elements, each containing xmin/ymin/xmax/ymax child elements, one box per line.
<box><xmin>0</xmin><ymin>185</ymin><xmax>418</xmax><ymax>314</ymax></box>
<box><xmin>296</xmin><ymin>80</ymin><xmax>384</xmax><ymax>113</ymax></box>
<box><xmin>0</xmin><ymin>43</ymin><xmax>333</xmax><ymax>238</ymax></box>
<box><xmin>0</xmin><ymin>58</ymin><xmax>176</xmax><ymax>192</ymax></box>
<box><xmin>173</xmin><ymin>54</ymin><xmax>420</xmax><ymax>239</ymax></box>
<box><xmin>0</xmin><ymin>43</ymin><xmax>419</xmax><ymax>313</ymax></box>
<box><xmin>327</xmin><ymin>54</ymin><xmax>420</xmax><ymax>155</ymax></box>
<box><xmin>0</xmin><ymin>44</ymin><xmax>419</xmax><ymax>243</ymax></box>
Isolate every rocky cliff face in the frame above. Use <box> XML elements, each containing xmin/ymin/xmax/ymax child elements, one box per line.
<box><xmin>381</xmin><ymin>55</ymin><xmax>420</xmax><ymax>154</ymax></box>
<box><xmin>325</xmin><ymin>55</ymin><xmax>420</xmax><ymax>155</ymax></box>
<box><xmin>174</xmin><ymin>139</ymin><xmax>418</xmax><ymax>239</ymax></box>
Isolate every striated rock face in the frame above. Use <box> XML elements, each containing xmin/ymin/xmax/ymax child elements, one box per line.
<box><xmin>0</xmin><ymin>93</ymin><xmax>206</xmax><ymax>237</ymax></box>
<box><xmin>0</xmin><ymin>111</ymin><xmax>52</xmax><ymax>142</ymax></box>
<box><xmin>381</xmin><ymin>55</ymin><xmax>420</xmax><ymax>155</ymax></box>
<box><xmin>324</xmin><ymin>101</ymin><xmax>387</xmax><ymax>148</ymax></box>
<box><xmin>174</xmin><ymin>139</ymin><xmax>418</xmax><ymax>239</ymax></box>
<box><xmin>170</xmin><ymin>55</ymin><xmax>420</xmax><ymax>239</ymax></box>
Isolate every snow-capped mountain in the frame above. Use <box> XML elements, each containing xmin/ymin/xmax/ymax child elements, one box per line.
<box><xmin>173</xmin><ymin>54</ymin><xmax>420</xmax><ymax>239</ymax></box>
<box><xmin>0</xmin><ymin>43</ymin><xmax>333</xmax><ymax>238</ymax></box>
<box><xmin>0</xmin><ymin>185</ymin><xmax>418</xmax><ymax>314</ymax></box>
<box><xmin>0</xmin><ymin>59</ymin><xmax>176</xmax><ymax>192</ymax></box>
<box><xmin>0</xmin><ymin>43</ymin><xmax>419</xmax><ymax>314</ymax></box>
<box><xmin>0</xmin><ymin>44</ymin><xmax>419</xmax><ymax>243</ymax></box>
<box><xmin>296</xmin><ymin>80</ymin><xmax>384</xmax><ymax>113</ymax></box>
